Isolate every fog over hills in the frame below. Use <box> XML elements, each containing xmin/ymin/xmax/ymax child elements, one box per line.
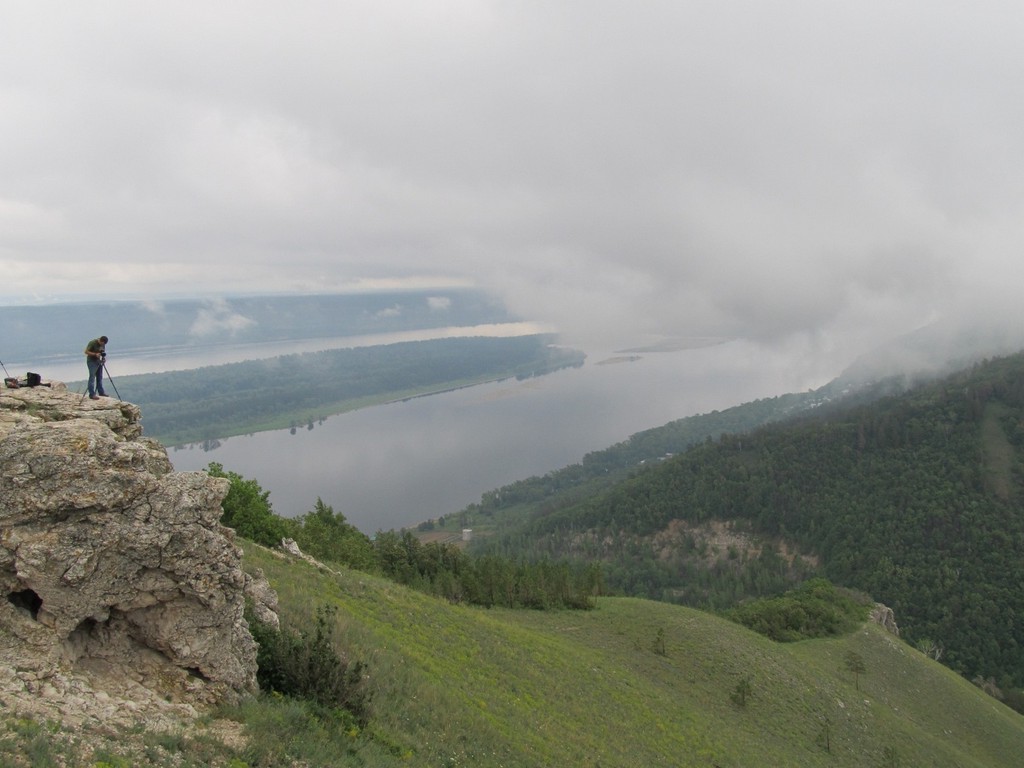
<box><xmin>836</xmin><ymin>306</ymin><xmax>1024</xmax><ymax>389</ymax></box>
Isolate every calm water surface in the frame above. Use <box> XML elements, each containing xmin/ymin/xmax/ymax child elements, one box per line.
<box><xmin>168</xmin><ymin>339</ymin><xmax>816</xmax><ymax>533</ymax></box>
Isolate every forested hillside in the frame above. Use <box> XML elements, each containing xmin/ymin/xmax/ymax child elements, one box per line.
<box><xmin>437</xmin><ymin>388</ymin><xmax>828</xmax><ymax>539</ymax></box>
<box><xmin>448</xmin><ymin>371</ymin><xmax>910</xmax><ymax>528</ymax></box>
<box><xmin>469</xmin><ymin>352</ymin><xmax>1024</xmax><ymax>695</ymax></box>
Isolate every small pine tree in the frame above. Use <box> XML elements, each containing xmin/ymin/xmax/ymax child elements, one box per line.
<box><xmin>652</xmin><ymin>627</ymin><xmax>667</xmax><ymax>656</ymax></box>
<box><xmin>845</xmin><ymin>650</ymin><xmax>866</xmax><ymax>691</ymax></box>
<box><xmin>249</xmin><ymin>605</ymin><xmax>369</xmax><ymax>725</ymax></box>
<box><xmin>730</xmin><ymin>675</ymin><xmax>754</xmax><ymax>707</ymax></box>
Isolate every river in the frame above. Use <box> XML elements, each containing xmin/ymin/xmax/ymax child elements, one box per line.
<box><xmin>166</xmin><ymin>336</ymin><xmax>820</xmax><ymax>533</ymax></box>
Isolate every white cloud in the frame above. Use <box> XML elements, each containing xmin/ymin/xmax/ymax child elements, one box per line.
<box><xmin>188</xmin><ymin>300</ymin><xmax>256</xmax><ymax>338</ymax></box>
<box><xmin>2</xmin><ymin>2</ymin><xmax>1024</xmax><ymax>376</ymax></box>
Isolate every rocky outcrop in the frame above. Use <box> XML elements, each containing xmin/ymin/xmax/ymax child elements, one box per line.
<box><xmin>870</xmin><ymin>603</ymin><xmax>900</xmax><ymax>636</ymax></box>
<box><xmin>0</xmin><ymin>383</ymin><xmax>265</xmax><ymax>729</ymax></box>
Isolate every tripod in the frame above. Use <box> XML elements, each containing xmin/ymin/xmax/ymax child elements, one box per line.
<box><xmin>101</xmin><ymin>360</ymin><xmax>122</xmax><ymax>401</ymax></box>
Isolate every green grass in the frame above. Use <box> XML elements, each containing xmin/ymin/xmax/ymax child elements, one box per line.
<box><xmin>5</xmin><ymin>543</ymin><xmax>1021</xmax><ymax>766</ymax></box>
<box><xmin>236</xmin><ymin>543</ymin><xmax>1024</xmax><ymax>768</ymax></box>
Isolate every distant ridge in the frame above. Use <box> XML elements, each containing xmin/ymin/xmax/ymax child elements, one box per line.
<box><xmin>0</xmin><ymin>288</ymin><xmax>516</xmax><ymax>364</ymax></box>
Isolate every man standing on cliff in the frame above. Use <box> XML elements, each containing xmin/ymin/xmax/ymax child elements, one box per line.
<box><xmin>84</xmin><ymin>335</ymin><xmax>108</xmax><ymax>400</ymax></box>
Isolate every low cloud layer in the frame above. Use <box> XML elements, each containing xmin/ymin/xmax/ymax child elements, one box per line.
<box><xmin>3</xmin><ymin>2</ymin><xmax>1024</xmax><ymax>381</ymax></box>
<box><xmin>189</xmin><ymin>299</ymin><xmax>257</xmax><ymax>338</ymax></box>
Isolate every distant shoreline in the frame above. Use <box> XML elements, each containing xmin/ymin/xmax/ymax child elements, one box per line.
<box><xmin>103</xmin><ymin>335</ymin><xmax>586</xmax><ymax>447</ymax></box>
<box><xmin>614</xmin><ymin>336</ymin><xmax>732</xmax><ymax>354</ymax></box>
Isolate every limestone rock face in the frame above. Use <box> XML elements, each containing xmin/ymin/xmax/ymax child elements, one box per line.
<box><xmin>0</xmin><ymin>384</ymin><xmax>261</xmax><ymax>728</ymax></box>
<box><xmin>870</xmin><ymin>603</ymin><xmax>900</xmax><ymax>636</ymax></box>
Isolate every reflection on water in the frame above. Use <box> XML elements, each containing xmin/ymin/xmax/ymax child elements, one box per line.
<box><xmin>169</xmin><ymin>340</ymin><xmax>815</xmax><ymax>534</ymax></box>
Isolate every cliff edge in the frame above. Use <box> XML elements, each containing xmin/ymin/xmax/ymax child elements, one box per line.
<box><xmin>0</xmin><ymin>383</ymin><xmax>261</xmax><ymax>730</ymax></box>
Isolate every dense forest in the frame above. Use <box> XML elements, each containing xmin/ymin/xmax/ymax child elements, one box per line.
<box><xmin>108</xmin><ymin>334</ymin><xmax>583</xmax><ymax>445</ymax></box>
<box><xmin>465</xmin><ymin>353</ymin><xmax>1024</xmax><ymax>697</ymax></box>
<box><xmin>458</xmin><ymin>388</ymin><xmax>827</xmax><ymax>520</ymax></box>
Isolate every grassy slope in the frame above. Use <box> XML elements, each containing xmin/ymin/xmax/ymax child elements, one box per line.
<box><xmin>244</xmin><ymin>543</ymin><xmax>1024</xmax><ymax>768</ymax></box>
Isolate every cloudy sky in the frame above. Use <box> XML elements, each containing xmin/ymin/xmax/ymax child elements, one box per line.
<box><xmin>3</xmin><ymin>1</ymin><xmax>1024</xmax><ymax>376</ymax></box>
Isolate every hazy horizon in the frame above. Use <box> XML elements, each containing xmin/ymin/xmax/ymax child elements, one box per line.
<box><xmin>5</xmin><ymin>3</ymin><xmax>1024</xmax><ymax>387</ymax></box>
